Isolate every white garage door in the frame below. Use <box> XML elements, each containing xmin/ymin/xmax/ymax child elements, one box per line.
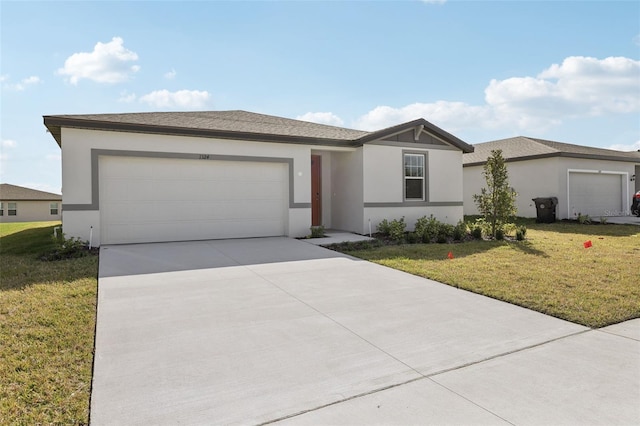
<box><xmin>569</xmin><ymin>172</ymin><xmax>622</xmax><ymax>218</ymax></box>
<box><xmin>100</xmin><ymin>156</ymin><xmax>288</xmax><ymax>244</ymax></box>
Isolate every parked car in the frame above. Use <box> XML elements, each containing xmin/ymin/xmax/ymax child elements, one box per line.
<box><xmin>632</xmin><ymin>190</ymin><xmax>640</xmax><ymax>216</ymax></box>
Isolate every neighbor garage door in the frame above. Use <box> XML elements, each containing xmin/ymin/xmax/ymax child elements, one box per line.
<box><xmin>568</xmin><ymin>172</ymin><xmax>622</xmax><ymax>218</ymax></box>
<box><xmin>99</xmin><ymin>156</ymin><xmax>288</xmax><ymax>244</ymax></box>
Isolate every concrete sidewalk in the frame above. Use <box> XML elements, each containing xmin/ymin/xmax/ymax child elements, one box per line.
<box><xmin>600</xmin><ymin>215</ymin><xmax>640</xmax><ymax>225</ymax></box>
<box><xmin>92</xmin><ymin>238</ymin><xmax>639</xmax><ymax>425</ymax></box>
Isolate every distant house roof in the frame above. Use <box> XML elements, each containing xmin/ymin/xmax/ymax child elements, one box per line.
<box><xmin>0</xmin><ymin>184</ymin><xmax>62</xmax><ymax>201</ymax></box>
<box><xmin>463</xmin><ymin>136</ymin><xmax>640</xmax><ymax>167</ymax></box>
<box><xmin>43</xmin><ymin>110</ymin><xmax>474</xmax><ymax>153</ymax></box>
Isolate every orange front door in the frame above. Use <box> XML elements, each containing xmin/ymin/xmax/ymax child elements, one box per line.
<box><xmin>311</xmin><ymin>155</ymin><xmax>322</xmax><ymax>226</ymax></box>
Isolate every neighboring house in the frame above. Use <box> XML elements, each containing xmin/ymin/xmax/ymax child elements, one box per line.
<box><xmin>0</xmin><ymin>184</ymin><xmax>62</xmax><ymax>223</ymax></box>
<box><xmin>44</xmin><ymin>110</ymin><xmax>473</xmax><ymax>246</ymax></box>
<box><xmin>463</xmin><ymin>137</ymin><xmax>640</xmax><ymax>220</ymax></box>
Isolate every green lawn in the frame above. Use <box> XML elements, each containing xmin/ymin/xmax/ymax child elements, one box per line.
<box><xmin>340</xmin><ymin>221</ymin><xmax>640</xmax><ymax>328</ymax></box>
<box><xmin>0</xmin><ymin>222</ymin><xmax>98</xmax><ymax>425</ymax></box>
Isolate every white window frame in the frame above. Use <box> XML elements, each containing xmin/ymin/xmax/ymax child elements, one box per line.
<box><xmin>8</xmin><ymin>202</ymin><xmax>17</xmax><ymax>216</ymax></box>
<box><xmin>50</xmin><ymin>202</ymin><xmax>59</xmax><ymax>215</ymax></box>
<box><xmin>404</xmin><ymin>153</ymin><xmax>426</xmax><ymax>201</ymax></box>
<box><xmin>0</xmin><ymin>202</ymin><xmax>3</xmax><ymax>216</ymax></box>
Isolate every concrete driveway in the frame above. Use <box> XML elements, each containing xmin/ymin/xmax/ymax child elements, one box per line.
<box><xmin>93</xmin><ymin>238</ymin><xmax>640</xmax><ymax>425</ymax></box>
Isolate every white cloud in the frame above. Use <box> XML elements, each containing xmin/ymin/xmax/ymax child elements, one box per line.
<box><xmin>57</xmin><ymin>37</ymin><xmax>140</xmax><ymax>85</ymax></box>
<box><xmin>352</xmin><ymin>56</ymin><xmax>640</xmax><ymax>133</ymax></box>
<box><xmin>2</xmin><ymin>75</ymin><xmax>42</xmax><ymax>91</ymax></box>
<box><xmin>422</xmin><ymin>0</ymin><xmax>446</xmax><ymax>3</ymax></box>
<box><xmin>138</xmin><ymin>89</ymin><xmax>210</xmax><ymax>109</ymax></box>
<box><xmin>118</xmin><ymin>91</ymin><xmax>137</xmax><ymax>103</ymax></box>
<box><xmin>489</xmin><ymin>56</ymin><xmax>640</xmax><ymax>116</ymax></box>
<box><xmin>296</xmin><ymin>112</ymin><xmax>344</xmax><ymax>127</ymax></box>
<box><xmin>634</xmin><ymin>34</ymin><xmax>640</xmax><ymax>46</ymax></box>
<box><xmin>1</xmin><ymin>139</ymin><xmax>17</xmax><ymax>148</ymax></box>
<box><xmin>0</xmin><ymin>75</ymin><xmax>8</xmax><ymax>83</ymax></box>
<box><xmin>164</xmin><ymin>69</ymin><xmax>177</xmax><ymax>79</ymax></box>
<box><xmin>606</xmin><ymin>140</ymin><xmax>640</xmax><ymax>152</ymax></box>
<box><xmin>353</xmin><ymin>102</ymin><xmax>491</xmax><ymax>132</ymax></box>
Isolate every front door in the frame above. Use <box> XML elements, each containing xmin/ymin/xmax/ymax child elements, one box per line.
<box><xmin>311</xmin><ymin>155</ymin><xmax>322</xmax><ymax>226</ymax></box>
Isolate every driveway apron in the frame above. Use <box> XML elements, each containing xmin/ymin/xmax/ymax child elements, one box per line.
<box><xmin>92</xmin><ymin>237</ymin><xmax>639</xmax><ymax>425</ymax></box>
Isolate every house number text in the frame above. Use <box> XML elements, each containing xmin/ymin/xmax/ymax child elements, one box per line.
<box><xmin>199</xmin><ymin>154</ymin><xmax>211</xmax><ymax>160</ymax></box>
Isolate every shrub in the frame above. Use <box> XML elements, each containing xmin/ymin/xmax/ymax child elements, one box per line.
<box><xmin>453</xmin><ymin>220</ymin><xmax>468</xmax><ymax>241</ymax></box>
<box><xmin>414</xmin><ymin>216</ymin><xmax>427</xmax><ymax>238</ymax></box>
<box><xmin>387</xmin><ymin>217</ymin><xmax>407</xmax><ymax>243</ymax></box>
<box><xmin>436</xmin><ymin>223</ymin><xmax>454</xmax><ymax>243</ymax></box>
<box><xmin>515</xmin><ymin>225</ymin><xmax>527</xmax><ymax>241</ymax></box>
<box><xmin>471</xmin><ymin>226</ymin><xmax>483</xmax><ymax>240</ymax></box>
<box><xmin>310</xmin><ymin>225</ymin><xmax>326</xmax><ymax>238</ymax></box>
<box><xmin>495</xmin><ymin>228</ymin><xmax>505</xmax><ymax>240</ymax></box>
<box><xmin>405</xmin><ymin>232</ymin><xmax>420</xmax><ymax>244</ymax></box>
<box><xmin>414</xmin><ymin>215</ymin><xmax>440</xmax><ymax>243</ymax></box>
<box><xmin>377</xmin><ymin>219</ymin><xmax>391</xmax><ymax>236</ymax></box>
<box><xmin>503</xmin><ymin>222</ymin><xmax>517</xmax><ymax>236</ymax></box>
<box><xmin>42</xmin><ymin>234</ymin><xmax>91</xmax><ymax>261</ymax></box>
<box><xmin>473</xmin><ymin>217</ymin><xmax>490</xmax><ymax>236</ymax></box>
<box><xmin>577</xmin><ymin>213</ymin><xmax>592</xmax><ymax>225</ymax></box>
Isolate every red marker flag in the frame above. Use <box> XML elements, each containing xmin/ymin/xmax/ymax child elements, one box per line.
<box><xmin>583</xmin><ymin>240</ymin><xmax>592</xmax><ymax>248</ymax></box>
<box><xmin>447</xmin><ymin>251</ymin><xmax>454</xmax><ymax>259</ymax></box>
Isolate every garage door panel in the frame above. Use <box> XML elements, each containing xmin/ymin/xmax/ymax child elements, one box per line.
<box><xmin>100</xmin><ymin>156</ymin><xmax>288</xmax><ymax>244</ymax></box>
<box><xmin>569</xmin><ymin>173</ymin><xmax>622</xmax><ymax>217</ymax></box>
<box><xmin>107</xmin><ymin>157</ymin><xmax>154</xmax><ymax>178</ymax></box>
<box><xmin>102</xmin><ymin>178</ymin><xmax>158</xmax><ymax>202</ymax></box>
<box><xmin>103</xmin><ymin>200</ymin><xmax>286</xmax><ymax>224</ymax></box>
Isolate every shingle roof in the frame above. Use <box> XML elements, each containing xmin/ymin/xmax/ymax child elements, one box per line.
<box><xmin>45</xmin><ymin>110</ymin><xmax>368</xmax><ymax>143</ymax></box>
<box><xmin>0</xmin><ymin>184</ymin><xmax>62</xmax><ymax>201</ymax></box>
<box><xmin>463</xmin><ymin>136</ymin><xmax>640</xmax><ymax>166</ymax></box>
<box><xmin>43</xmin><ymin>110</ymin><xmax>474</xmax><ymax>153</ymax></box>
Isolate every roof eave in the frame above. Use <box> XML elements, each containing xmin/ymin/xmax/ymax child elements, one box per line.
<box><xmin>356</xmin><ymin>118</ymin><xmax>474</xmax><ymax>153</ymax></box>
<box><xmin>0</xmin><ymin>198</ymin><xmax>62</xmax><ymax>201</ymax></box>
<box><xmin>43</xmin><ymin>116</ymin><xmax>360</xmax><ymax>148</ymax></box>
<box><xmin>463</xmin><ymin>151</ymin><xmax>640</xmax><ymax>167</ymax></box>
<box><xmin>43</xmin><ymin>117</ymin><xmax>63</xmax><ymax>146</ymax></box>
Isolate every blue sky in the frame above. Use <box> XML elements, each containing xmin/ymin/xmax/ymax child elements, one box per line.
<box><xmin>1</xmin><ymin>0</ymin><xmax>639</xmax><ymax>193</ymax></box>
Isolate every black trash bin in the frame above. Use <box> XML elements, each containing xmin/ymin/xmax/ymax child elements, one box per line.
<box><xmin>532</xmin><ymin>197</ymin><xmax>558</xmax><ymax>223</ymax></box>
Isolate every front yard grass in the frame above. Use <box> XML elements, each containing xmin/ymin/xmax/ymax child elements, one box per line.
<box><xmin>0</xmin><ymin>222</ymin><xmax>98</xmax><ymax>424</ymax></box>
<box><xmin>341</xmin><ymin>220</ymin><xmax>640</xmax><ymax>328</ymax></box>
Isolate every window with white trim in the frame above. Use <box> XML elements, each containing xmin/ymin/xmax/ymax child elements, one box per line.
<box><xmin>0</xmin><ymin>202</ymin><xmax>3</xmax><ymax>216</ymax></box>
<box><xmin>8</xmin><ymin>202</ymin><xmax>17</xmax><ymax>216</ymax></box>
<box><xmin>50</xmin><ymin>202</ymin><xmax>59</xmax><ymax>215</ymax></box>
<box><xmin>404</xmin><ymin>153</ymin><xmax>425</xmax><ymax>200</ymax></box>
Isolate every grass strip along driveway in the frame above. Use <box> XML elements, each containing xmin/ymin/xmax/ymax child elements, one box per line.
<box><xmin>0</xmin><ymin>222</ymin><xmax>97</xmax><ymax>424</ymax></box>
<box><xmin>340</xmin><ymin>220</ymin><xmax>640</xmax><ymax>328</ymax></box>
